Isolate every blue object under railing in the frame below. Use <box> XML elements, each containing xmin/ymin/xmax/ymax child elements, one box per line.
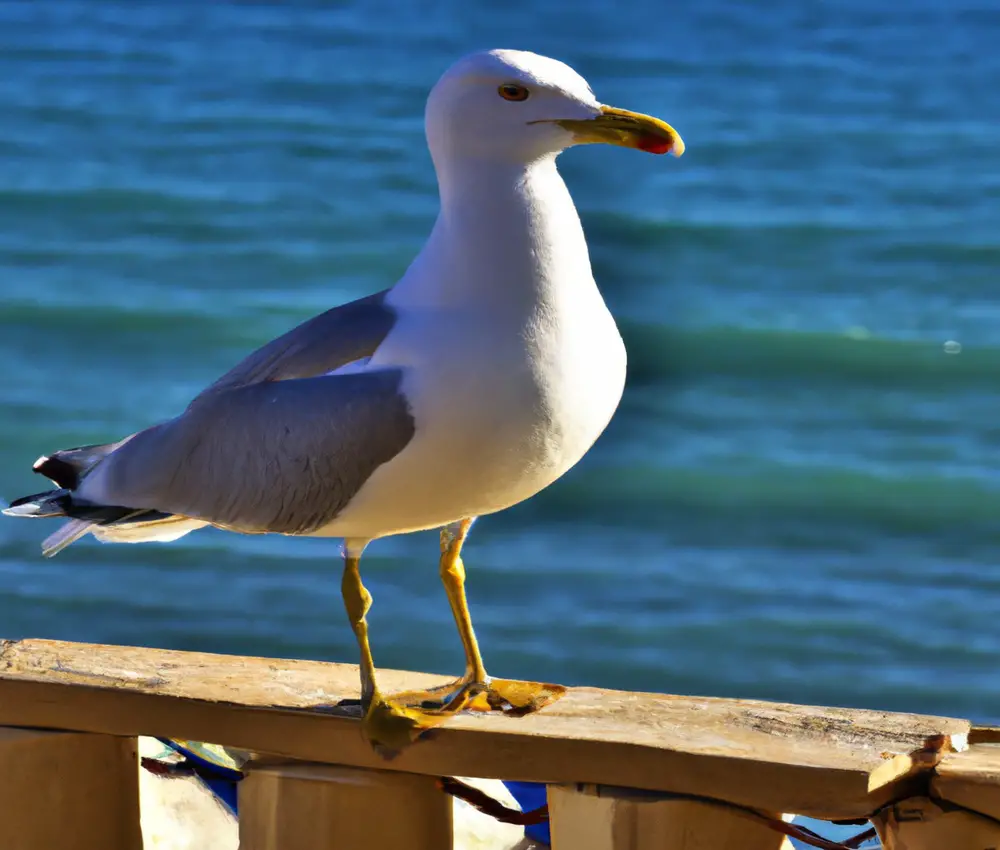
<box><xmin>150</xmin><ymin>740</ymin><xmax>880</xmax><ymax>848</ymax></box>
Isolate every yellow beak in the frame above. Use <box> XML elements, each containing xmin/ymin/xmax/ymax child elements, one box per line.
<box><xmin>538</xmin><ymin>105</ymin><xmax>684</xmax><ymax>157</ymax></box>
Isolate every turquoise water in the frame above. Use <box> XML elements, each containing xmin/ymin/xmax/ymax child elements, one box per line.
<box><xmin>1</xmin><ymin>0</ymin><xmax>998</xmax><ymax>757</ymax></box>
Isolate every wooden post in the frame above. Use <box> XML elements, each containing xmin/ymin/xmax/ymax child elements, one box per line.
<box><xmin>872</xmin><ymin>796</ymin><xmax>1000</xmax><ymax>849</ymax></box>
<box><xmin>0</xmin><ymin>727</ymin><xmax>142</xmax><ymax>850</ymax></box>
<box><xmin>239</xmin><ymin>761</ymin><xmax>454</xmax><ymax>850</ymax></box>
<box><xmin>548</xmin><ymin>784</ymin><xmax>793</xmax><ymax>849</ymax></box>
<box><xmin>932</xmin><ymin>744</ymin><xmax>1000</xmax><ymax>825</ymax></box>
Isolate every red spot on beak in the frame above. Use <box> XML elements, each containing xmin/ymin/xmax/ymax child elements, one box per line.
<box><xmin>637</xmin><ymin>135</ymin><xmax>675</xmax><ymax>155</ymax></box>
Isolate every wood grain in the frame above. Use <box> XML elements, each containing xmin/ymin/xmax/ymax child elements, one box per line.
<box><xmin>239</xmin><ymin>762</ymin><xmax>452</xmax><ymax>850</ymax></box>
<box><xmin>0</xmin><ymin>638</ymin><xmax>973</xmax><ymax>820</ymax></box>
<box><xmin>932</xmin><ymin>745</ymin><xmax>1000</xmax><ymax>821</ymax></box>
<box><xmin>873</xmin><ymin>796</ymin><xmax>1000</xmax><ymax>849</ymax></box>
<box><xmin>548</xmin><ymin>785</ymin><xmax>794</xmax><ymax>849</ymax></box>
<box><xmin>0</xmin><ymin>727</ymin><xmax>141</xmax><ymax>850</ymax></box>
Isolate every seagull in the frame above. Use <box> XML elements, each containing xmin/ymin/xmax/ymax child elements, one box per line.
<box><xmin>3</xmin><ymin>49</ymin><xmax>683</xmax><ymax>755</ymax></box>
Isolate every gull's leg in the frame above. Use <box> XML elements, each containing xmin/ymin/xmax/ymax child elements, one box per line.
<box><xmin>340</xmin><ymin>543</ymin><xmax>378</xmax><ymax>707</ymax></box>
<box><xmin>440</xmin><ymin>517</ymin><xmax>488</xmax><ymax>687</ymax></box>
<box><xmin>340</xmin><ymin>540</ymin><xmax>453</xmax><ymax>757</ymax></box>
<box><xmin>381</xmin><ymin>518</ymin><xmax>489</xmax><ymax>711</ymax></box>
<box><xmin>409</xmin><ymin>518</ymin><xmax>566</xmax><ymax>716</ymax></box>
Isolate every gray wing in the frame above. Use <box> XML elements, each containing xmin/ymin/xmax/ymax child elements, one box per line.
<box><xmin>196</xmin><ymin>289</ymin><xmax>396</xmax><ymax>399</ymax></box>
<box><xmin>94</xmin><ymin>369</ymin><xmax>414</xmax><ymax>535</ymax></box>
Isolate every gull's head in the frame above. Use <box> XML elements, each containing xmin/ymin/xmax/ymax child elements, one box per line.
<box><xmin>426</xmin><ymin>49</ymin><xmax>684</xmax><ymax>165</ymax></box>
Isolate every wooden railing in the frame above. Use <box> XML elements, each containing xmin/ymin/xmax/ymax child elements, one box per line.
<box><xmin>0</xmin><ymin>637</ymin><xmax>997</xmax><ymax>849</ymax></box>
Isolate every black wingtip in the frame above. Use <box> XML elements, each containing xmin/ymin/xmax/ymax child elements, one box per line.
<box><xmin>3</xmin><ymin>489</ymin><xmax>71</xmax><ymax>518</ymax></box>
<box><xmin>33</xmin><ymin>456</ymin><xmax>82</xmax><ymax>489</ymax></box>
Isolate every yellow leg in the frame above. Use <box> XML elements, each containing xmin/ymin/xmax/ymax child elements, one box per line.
<box><xmin>340</xmin><ymin>527</ymin><xmax>566</xmax><ymax>758</ymax></box>
<box><xmin>340</xmin><ymin>550</ymin><xmax>452</xmax><ymax>757</ymax></box>
<box><xmin>340</xmin><ymin>552</ymin><xmax>378</xmax><ymax>706</ymax></box>
<box><xmin>429</xmin><ymin>519</ymin><xmax>566</xmax><ymax>716</ymax></box>
<box><xmin>385</xmin><ymin>520</ymin><xmax>487</xmax><ymax>710</ymax></box>
<box><xmin>440</xmin><ymin>518</ymin><xmax>489</xmax><ymax>684</ymax></box>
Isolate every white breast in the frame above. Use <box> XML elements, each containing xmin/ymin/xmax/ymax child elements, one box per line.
<box><xmin>319</xmin><ymin>155</ymin><xmax>627</xmax><ymax>541</ymax></box>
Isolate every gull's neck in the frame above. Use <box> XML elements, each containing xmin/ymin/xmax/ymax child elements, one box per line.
<box><xmin>391</xmin><ymin>154</ymin><xmax>597</xmax><ymax>313</ymax></box>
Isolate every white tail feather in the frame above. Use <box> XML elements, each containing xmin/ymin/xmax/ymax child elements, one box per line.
<box><xmin>91</xmin><ymin>517</ymin><xmax>208</xmax><ymax>544</ymax></box>
<box><xmin>42</xmin><ymin>519</ymin><xmax>95</xmax><ymax>557</ymax></box>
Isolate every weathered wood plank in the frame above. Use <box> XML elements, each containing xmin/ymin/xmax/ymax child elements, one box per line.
<box><xmin>548</xmin><ymin>784</ymin><xmax>794</xmax><ymax>849</ymax></box>
<box><xmin>0</xmin><ymin>638</ymin><xmax>971</xmax><ymax>820</ymax></box>
<box><xmin>931</xmin><ymin>745</ymin><xmax>1000</xmax><ymax>822</ymax></box>
<box><xmin>239</xmin><ymin>762</ymin><xmax>452</xmax><ymax>850</ymax></box>
<box><xmin>0</xmin><ymin>728</ymin><xmax>142</xmax><ymax>850</ymax></box>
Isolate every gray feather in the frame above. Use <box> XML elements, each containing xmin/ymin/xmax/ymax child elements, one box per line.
<box><xmin>42</xmin><ymin>519</ymin><xmax>95</xmax><ymax>557</ymax></box>
<box><xmin>196</xmin><ymin>289</ymin><xmax>396</xmax><ymax>399</ymax></box>
<box><xmin>5</xmin><ymin>288</ymin><xmax>401</xmax><ymax>551</ymax></box>
<box><xmin>93</xmin><ymin>369</ymin><xmax>415</xmax><ymax>535</ymax></box>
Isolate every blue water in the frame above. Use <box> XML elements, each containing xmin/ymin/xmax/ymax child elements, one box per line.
<box><xmin>0</xmin><ymin>2</ymin><xmax>996</xmax><ymax>842</ymax></box>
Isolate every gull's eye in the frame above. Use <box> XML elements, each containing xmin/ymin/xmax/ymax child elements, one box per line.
<box><xmin>498</xmin><ymin>83</ymin><xmax>530</xmax><ymax>102</ymax></box>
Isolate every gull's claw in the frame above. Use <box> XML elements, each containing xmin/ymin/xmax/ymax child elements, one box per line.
<box><xmin>360</xmin><ymin>677</ymin><xmax>566</xmax><ymax>758</ymax></box>
<box><xmin>362</xmin><ymin>695</ymin><xmax>452</xmax><ymax>759</ymax></box>
<box><xmin>477</xmin><ymin>677</ymin><xmax>566</xmax><ymax>717</ymax></box>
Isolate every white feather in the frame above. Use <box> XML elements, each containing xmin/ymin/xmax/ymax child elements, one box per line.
<box><xmin>92</xmin><ymin>517</ymin><xmax>208</xmax><ymax>544</ymax></box>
